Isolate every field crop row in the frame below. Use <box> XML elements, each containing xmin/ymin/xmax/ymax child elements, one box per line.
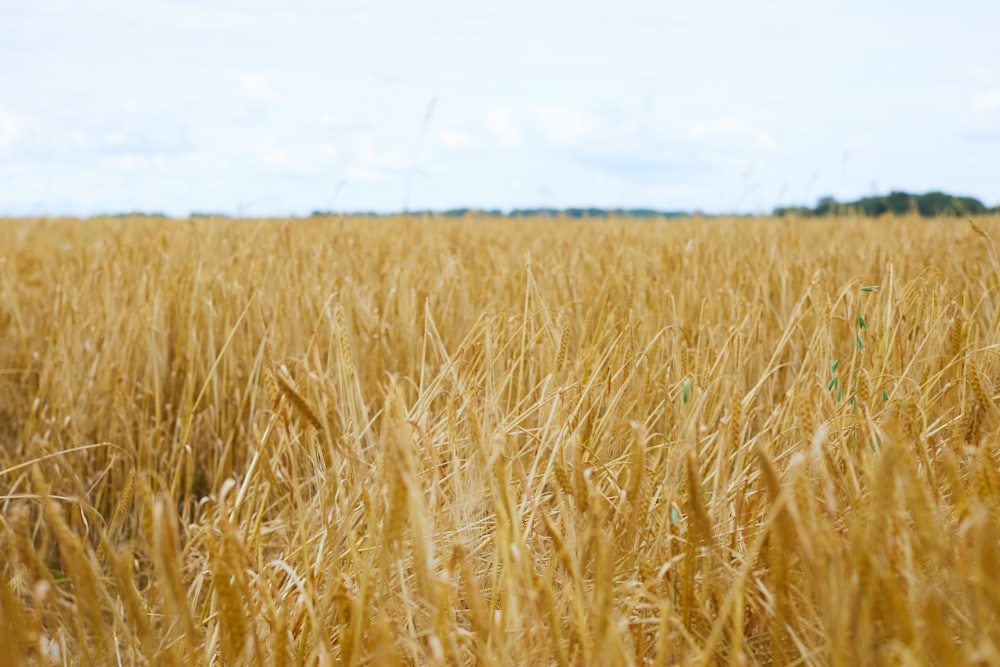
<box><xmin>0</xmin><ymin>215</ymin><xmax>998</xmax><ymax>665</ymax></box>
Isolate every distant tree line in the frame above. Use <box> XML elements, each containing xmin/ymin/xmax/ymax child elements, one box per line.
<box><xmin>774</xmin><ymin>191</ymin><xmax>995</xmax><ymax>218</ymax></box>
<box><xmin>93</xmin><ymin>192</ymin><xmax>993</xmax><ymax>220</ymax></box>
<box><xmin>103</xmin><ymin>211</ymin><xmax>169</xmax><ymax>218</ymax></box>
<box><xmin>308</xmin><ymin>207</ymin><xmax>691</xmax><ymax>219</ymax></box>
<box><xmin>85</xmin><ymin>192</ymin><xmax>996</xmax><ymax>220</ymax></box>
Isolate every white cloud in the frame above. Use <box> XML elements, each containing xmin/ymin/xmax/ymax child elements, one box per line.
<box><xmin>756</xmin><ymin>131</ymin><xmax>778</xmax><ymax>151</ymax></box>
<box><xmin>108</xmin><ymin>154</ymin><xmax>154</xmax><ymax>172</ymax></box>
<box><xmin>343</xmin><ymin>165</ymin><xmax>393</xmax><ymax>183</ymax></box>
<box><xmin>848</xmin><ymin>133</ymin><xmax>875</xmax><ymax>151</ymax></box>
<box><xmin>972</xmin><ymin>90</ymin><xmax>1000</xmax><ymax>115</ymax></box>
<box><xmin>0</xmin><ymin>112</ymin><xmax>25</xmax><ymax>153</ymax></box>
<box><xmin>246</xmin><ymin>141</ymin><xmax>292</xmax><ymax>167</ymax></box>
<box><xmin>339</xmin><ymin>135</ymin><xmax>409</xmax><ymax>185</ymax></box>
<box><xmin>485</xmin><ymin>109</ymin><xmax>523</xmax><ymax>147</ymax></box>
<box><xmin>437</xmin><ymin>129</ymin><xmax>475</xmax><ymax>150</ymax></box>
<box><xmin>241</xmin><ymin>135</ymin><xmax>339</xmax><ymax>172</ymax></box>
<box><xmin>678</xmin><ymin>118</ymin><xmax>780</xmax><ymax>153</ymax></box>
<box><xmin>533</xmin><ymin>107</ymin><xmax>596</xmax><ymax>146</ymax></box>
<box><xmin>687</xmin><ymin>118</ymin><xmax>747</xmax><ymax>139</ymax></box>
<box><xmin>0</xmin><ymin>112</ymin><xmax>193</xmax><ymax>162</ymax></box>
<box><xmin>239</xmin><ymin>74</ymin><xmax>282</xmax><ymax>104</ymax></box>
<box><xmin>357</xmin><ymin>136</ymin><xmax>408</xmax><ymax>170</ymax></box>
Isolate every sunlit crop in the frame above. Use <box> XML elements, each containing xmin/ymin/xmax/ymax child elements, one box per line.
<box><xmin>1</xmin><ymin>214</ymin><xmax>998</xmax><ymax>665</ymax></box>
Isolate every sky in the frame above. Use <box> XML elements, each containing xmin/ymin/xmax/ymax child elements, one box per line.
<box><xmin>1</xmin><ymin>0</ymin><xmax>999</xmax><ymax>217</ymax></box>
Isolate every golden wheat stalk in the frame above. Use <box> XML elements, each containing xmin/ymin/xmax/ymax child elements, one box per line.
<box><xmin>274</xmin><ymin>370</ymin><xmax>324</xmax><ymax>432</ymax></box>
<box><xmin>97</xmin><ymin>466</ymin><xmax>135</xmax><ymax>563</ymax></box>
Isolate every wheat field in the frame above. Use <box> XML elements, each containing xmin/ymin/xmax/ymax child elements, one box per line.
<box><xmin>0</xmin><ymin>214</ymin><xmax>998</xmax><ymax>665</ymax></box>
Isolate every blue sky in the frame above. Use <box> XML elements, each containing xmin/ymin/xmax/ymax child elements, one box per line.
<box><xmin>2</xmin><ymin>0</ymin><xmax>998</xmax><ymax>216</ymax></box>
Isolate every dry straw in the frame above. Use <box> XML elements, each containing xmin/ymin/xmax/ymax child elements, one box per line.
<box><xmin>1</xmin><ymin>213</ymin><xmax>999</xmax><ymax>664</ymax></box>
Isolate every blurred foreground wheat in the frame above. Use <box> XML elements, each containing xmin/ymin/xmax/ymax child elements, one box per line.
<box><xmin>0</xmin><ymin>214</ymin><xmax>999</xmax><ymax>665</ymax></box>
